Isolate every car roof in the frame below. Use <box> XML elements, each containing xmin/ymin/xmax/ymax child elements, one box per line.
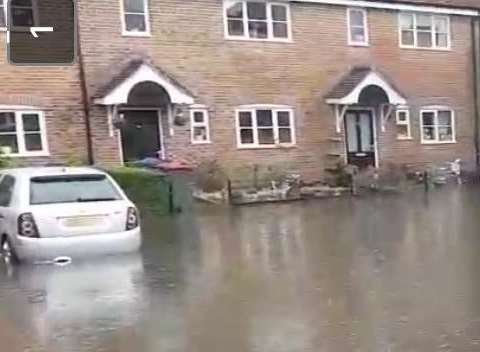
<box><xmin>0</xmin><ymin>167</ymin><xmax>107</xmax><ymax>179</ymax></box>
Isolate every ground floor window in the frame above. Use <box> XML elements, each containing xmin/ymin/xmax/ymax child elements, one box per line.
<box><xmin>236</xmin><ymin>106</ymin><xmax>295</xmax><ymax>148</ymax></box>
<box><xmin>190</xmin><ymin>108</ymin><xmax>210</xmax><ymax>144</ymax></box>
<box><xmin>396</xmin><ymin>108</ymin><xmax>411</xmax><ymax>140</ymax></box>
<box><xmin>420</xmin><ymin>108</ymin><xmax>455</xmax><ymax>144</ymax></box>
<box><xmin>0</xmin><ymin>111</ymin><xmax>48</xmax><ymax>155</ymax></box>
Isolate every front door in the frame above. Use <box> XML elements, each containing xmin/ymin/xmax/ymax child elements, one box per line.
<box><xmin>345</xmin><ymin>110</ymin><xmax>376</xmax><ymax>169</ymax></box>
<box><xmin>121</xmin><ymin>111</ymin><xmax>161</xmax><ymax>162</ymax></box>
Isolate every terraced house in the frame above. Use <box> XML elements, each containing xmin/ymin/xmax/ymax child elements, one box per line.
<box><xmin>1</xmin><ymin>0</ymin><xmax>480</xmax><ymax>181</ymax></box>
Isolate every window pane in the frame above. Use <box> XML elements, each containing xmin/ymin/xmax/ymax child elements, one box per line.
<box><xmin>397</xmin><ymin>111</ymin><xmax>408</xmax><ymax>123</ymax></box>
<box><xmin>0</xmin><ymin>175</ymin><xmax>15</xmax><ymax>207</ymax></box>
<box><xmin>239</xmin><ymin>112</ymin><xmax>252</xmax><ymax>127</ymax></box>
<box><xmin>248</xmin><ymin>20</ymin><xmax>267</xmax><ymax>38</ymax></box>
<box><xmin>273</xmin><ymin>22</ymin><xmax>288</xmax><ymax>38</ymax></box>
<box><xmin>438</xmin><ymin>127</ymin><xmax>453</xmax><ymax>141</ymax></box>
<box><xmin>258</xmin><ymin>128</ymin><xmax>274</xmax><ymax>144</ymax></box>
<box><xmin>418</xmin><ymin>31</ymin><xmax>432</xmax><ymax>47</ymax></box>
<box><xmin>0</xmin><ymin>113</ymin><xmax>16</xmax><ymax>133</ymax></box>
<box><xmin>247</xmin><ymin>2</ymin><xmax>266</xmax><ymax>20</ymax></box>
<box><xmin>193</xmin><ymin>111</ymin><xmax>204</xmax><ymax>124</ymax></box>
<box><xmin>0</xmin><ymin>7</ymin><xmax>5</xmax><ymax>27</ymax></box>
<box><xmin>25</xmin><ymin>133</ymin><xmax>42</xmax><ymax>151</ymax></box>
<box><xmin>277</xmin><ymin>111</ymin><xmax>291</xmax><ymax>126</ymax></box>
<box><xmin>422</xmin><ymin>112</ymin><xmax>435</xmax><ymax>126</ymax></box>
<box><xmin>434</xmin><ymin>17</ymin><xmax>448</xmax><ymax>34</ymax></box>
<box><xmin>240</xmin><ymin>129</ymin><xmax>254</xmax><ymax>144</ymax></box>
<box><xmin>22</xmin><ymin>114</ymin><xmax>40</xmax><ymax>132</ymax></box>
<box><xmin>30</xmin><ymin>175</ymin><xmax>122</xmax><ymax>205</ymax></box>
<box><xmin>351</xmin><ymin>27</ymin><xmax>365</xmax><ymax>43</ymax></box>
<box><xmin>423</xmin><ymin>127</ymin><xmax>435</xmax><ymax>141</ymax></box>
<box><xmin>227</xmin><ymin>2</ymin><xmax>243</xmax><ymax>18</ymax></box>
<box><xmin>193</xmin><ymin>127</ymin><xmax>207</xmax><ymax>142</ymax></box>
<box><xmin>124</xmin><ymin>0</ymin><xmax>144</xmax><ymax>13</ymax></box>
<box><xmin>228</xmin><ymin>19</ymin><xmax>244</xmax><ymax>36</ymax></box>
<box><xmin>401</xmin><ymin>30</ymin><xmax>414</xmax><ymax>46</ymax></box>
<box><xmin>417</xmin><ymin>14</ymin><xmax>432</xmax><ymax>31</ymax></box>
<box><xmin>438</xmin><ymin>110</ymin><xmax>452</xmax><ymax>126</ymax></box>
<box><xmin>279</xmin><ymin>128</ymin><xmax>292</xmax><ymax>143</ymax></box>
<box><xmin>436</xmin><ymin>33</ymin><xmax>448</xmax><ymax>48</ymax></box>
<box><xmin>11</xmin><ymin>0</ymin><xmax>32</xmax><ymax>6</ymax></box>
<box><xmin>125</xmin><ymin>14</ymin><xmax>146</xmax><ymax>32</ymax></box>
<box><xmin>271</xmin><ymin>5</ymin><xmax>287</xmax><ymax>21</ymax></box>
<box><xmin>0</xmin><ymin>135</ymin><xmax>18</xmax><ymax>154</ymax></box>
<box><xmin>397</xmin><ymin>125</ymin><xmax>409</xmax><ymax>139</ymax></box>
<box><xmin>12</xmin><ymin>8</ymin><xmax>34</xmax><ymax>27</ymax></box>
<box><xmin>256</xmin><ymin>110</ymin><xmax>273</xmax><ymax>126</ymax></box>
<box><xmin>349</xmin><ymin>10</ymin><xmax>364</xmax><ymax>27</ymax></box>
<box><xmin>400</xmin><ymin>13</ymin><xmax>414</xmax><ymax>30</ymax></box>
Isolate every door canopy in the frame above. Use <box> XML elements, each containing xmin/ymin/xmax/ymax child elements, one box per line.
<box><xmin>325</xmin><ymin>66</ymin><xmax>406</xmax><ymax>106</ymax></box>
<box><xmin>94</xmin><ymin>60</ymin><xmax>195</xmax><ymax>106</ymax></box>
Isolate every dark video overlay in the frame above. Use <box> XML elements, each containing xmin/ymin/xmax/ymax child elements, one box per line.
<box><xmin>8</xmin><ymin>0</ymin><xmax>76</xmax><ymax>65</ymax></box>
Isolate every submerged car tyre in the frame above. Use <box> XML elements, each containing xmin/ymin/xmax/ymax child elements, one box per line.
<box><xmin>1</xmin><ymin>237</ymin><xmax>18</xmax><ymax>265</ymax></box>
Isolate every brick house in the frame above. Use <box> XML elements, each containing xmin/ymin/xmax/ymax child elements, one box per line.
<box><xmin>1</xmin><ymin>0</ymin><xmax>480</xmax><ymax>181</ymax></box>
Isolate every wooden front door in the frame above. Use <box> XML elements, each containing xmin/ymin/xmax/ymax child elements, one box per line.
<box><xmin>121</xmin><ymin>111</ymin><xmax>161</xmax><ymax>162</ymax></box>
<box><xmin>345</xmin><ymin>110</ymin><xmax>376</xmax><ymax>169</ymax></box>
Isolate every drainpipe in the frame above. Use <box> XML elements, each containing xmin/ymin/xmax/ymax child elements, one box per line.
<box><xmin>471</xmin><ymin>16</ymin><xmax>480</xmax><ymax>166</ymax></box>
<box><xmin>76</xmin><ymin>16</ymin><xmax>94</xmax><ymax>165</ymax></box>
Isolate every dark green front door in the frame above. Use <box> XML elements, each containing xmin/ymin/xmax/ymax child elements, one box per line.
<box><xmin>121</xmin><ymin>111</ymin><xmax>161</xmax><ymax>162</ymax></box>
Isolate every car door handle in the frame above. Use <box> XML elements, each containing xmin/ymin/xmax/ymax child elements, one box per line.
<box><xmin>0</xmin><ymin>214</ymin><xmax>5</xmax><ymax>219</ymax></box>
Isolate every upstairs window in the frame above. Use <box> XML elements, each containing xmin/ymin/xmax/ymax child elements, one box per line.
<box><xmin>121</xmin><ymin>0</ymin><xmax>150</xmax><ymax>36</ymax></box>
<box><xmin>420</xmin><ymin>108</ymin><xmax>455</xmax><ymax>144</ymax></box>
<box><xmin>347</xmin><ymin>8</ymin><xmax>368</xmax><ymax>46</ymax></box>
<box><xmin>190</xmin><ymin>108</ymin><xmax>211</xmax><ymax>144</ymax></box>
<box><xmin>399</xmin><ymin>13</ymin><xmax>450</xmax><ymax>49</ymax></box>
<box><xmin>0</xmin><ymin>111</ymin><xmax>48</xmax><ymax>156</ymax></box>
<box><xmin>225</xmin><ymin>1</ymin><xmax>291</xmax><ymax>41</ymax></box>
<box><xmin>236</xmin><ymin>106</ymin><xmax>295</xmax><ymax>148</ymax></box>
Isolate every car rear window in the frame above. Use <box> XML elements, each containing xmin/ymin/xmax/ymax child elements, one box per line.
<box><xmin>30</xmin><ymin>174</ymin><xmax>123</xmax><ymax>205</ymax></box>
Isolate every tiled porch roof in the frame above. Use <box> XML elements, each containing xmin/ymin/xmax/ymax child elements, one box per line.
<box><xmin>94</xmin><ymin>59</ymin><xmax>195</xmax><ymax>100</ymax></box>
<box><xmin>325</xmin><ymin>66</ymin><xmax>372</xmax><ymax>100</ymax></box>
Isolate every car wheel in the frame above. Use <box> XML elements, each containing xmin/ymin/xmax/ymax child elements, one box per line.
<box><xmin>1</xmin><ymin>237</ymin><xmax>18</xmax><ymax>265</ymax></box>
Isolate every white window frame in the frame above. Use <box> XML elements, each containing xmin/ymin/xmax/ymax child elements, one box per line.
<box><xmin>224</xmin><ymin>0</ymin><xmax>292</xmax><ymax>42</ymax></box>
<box><xmin>235</xmin><ymin>105</ymin><xmax>296</xmax><ymax>149</ymax></box>
<box><xmin>395</xmin><ymin>108</ymin><xmax>412</xmax><ymax>140</ymax></box>
<box><xmin>398</xmin><ymin>12</ymin><xmax>451</xmax><ymax>50</ymax></box>
<box><xmin>120</xmin><ymin>0</ymin><xmax>151</xmax><ymax>37</ymax></box>
<box><xmin>420</xmin><ymin>107</ymin><xmax>456</xmax><ymax>144</ymax></box>
<box><xmin>347</xmin><ymin>8</ymin><xmax>369</xmax><ymax>46</ymax></box>
<box><xmin>190</xmin><ymin>108</ymin><xmax>211</xmax><ymax>144</ymax></box>
<box><xmin>0</xmin><ymin>110</ymin><xmax>49</xmax><ymax>157</ymax></box>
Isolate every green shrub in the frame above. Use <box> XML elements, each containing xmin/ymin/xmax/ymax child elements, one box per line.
<box><xmin>195</xmin><ymin>160</ymin><xmax>227</xmax><ymax>193</ymax></box>
<box><xmin>108</xmin><ymin>167</ymin><xmax>171</xmax><ymax>214</ymax></box>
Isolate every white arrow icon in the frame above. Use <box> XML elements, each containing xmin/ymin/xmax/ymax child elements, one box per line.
<box><xmin>30</xmin><ymin>27</ymin><xmax>54</xmax><ymax>38</ymax></box>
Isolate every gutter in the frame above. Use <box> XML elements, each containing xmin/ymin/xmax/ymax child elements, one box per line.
<box><xmin>471</xmin><ymin>17</ymin><xmax>480</xmax><ymax>166</ymax></box>
<box><xmin>76</xmin><ymin>18</ymin><xmax>94</xmax><ymax>165</ymax></box>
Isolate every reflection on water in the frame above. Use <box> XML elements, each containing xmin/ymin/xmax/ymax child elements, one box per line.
<box><xmin>2</xmin><ymin>186</ymin><xmax>480</xmax><ymax>351</ymax></box>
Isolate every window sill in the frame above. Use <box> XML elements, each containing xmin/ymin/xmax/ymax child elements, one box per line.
<box><xmin>237</xmin><ymin>144</ymin><xmax>296</xmax><ymax>150</ymax></box>
<box><xmin>225</xmin><ymin>36</ymin><xmax>293</xmax><ymax>43</ymax></box>
<box><xmin>121</xmin><ymin>31</ymin><xmax>151</xmax><ymax>38</ymax></box>
<box><xmin>397</xmin><ymin>137</ymin><xmax>413</xmax><ymax>141</ymax></box>
<box><xmin>5</xmin><ymin>152</ymin><xmax>50</xmax><ymax>158</ymax></box>
<box><xmin>421</xmin><ymin>140</ymin><xmax>456</xmax><ymax>145</ymax></box>
<box><xmin>399</xmin><ymin>45</ymin><xmax>451</xmax><ymax>52</ymax></box>
<box><xmin>191</xmin><ymin>141</ymin><xmax>212</xmax><ymax>145</ymax></box>
<box><xmin>348</xmin><ymin>42</ymin><xmax>370</xmax><ymax>47</ymax></box>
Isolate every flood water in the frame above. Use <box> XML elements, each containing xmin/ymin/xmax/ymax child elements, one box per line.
<box><xmin>2</xmin><ymin>186</ymin><xmax>480</xmax><ymax>351</ymax></box>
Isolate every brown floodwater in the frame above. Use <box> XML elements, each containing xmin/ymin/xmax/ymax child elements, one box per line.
<box><xmin>1</xmin><ymin>185</ymin><xmax>480</xmax><ymax>351</ymax></box>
